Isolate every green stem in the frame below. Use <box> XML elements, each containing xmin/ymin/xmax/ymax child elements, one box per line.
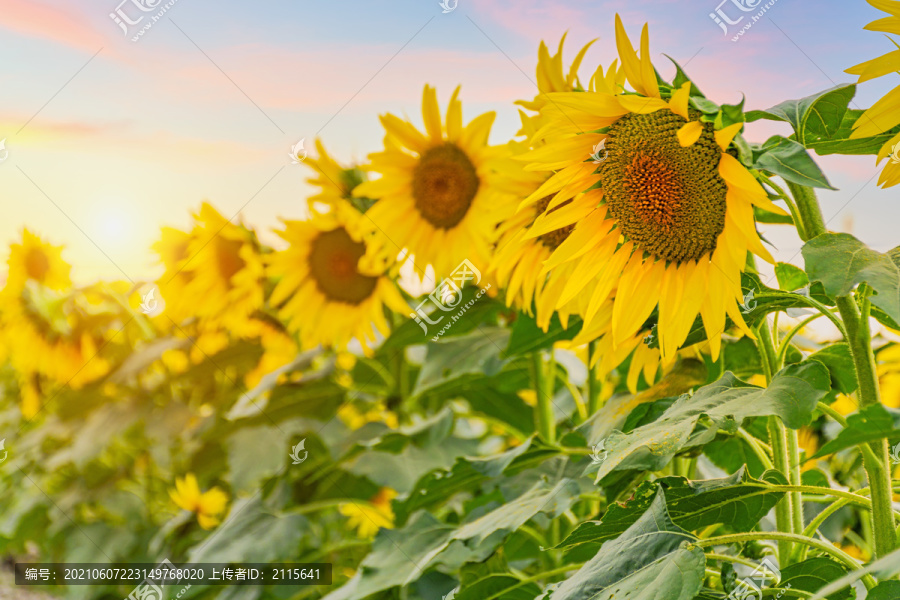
<box><xmin>789</xmin><ymin>181</ymin><xmax>896</xmax><ymax>557</ymax></box>
<box><xmin>531</xmin><ymin>351</ymin><xmax>557</xmax><ymax>444</ymax></box>
<box><xmin>736</xmin><ymin>428</ymin><xmax>775</xmax><ymax>470</ymax></box>
<box><xmin>776</xmin><ymin>313</ymin><xmax>822</xmax><ymax>366</ymax></box>
<box><xmin>757</xmin><ymin>318</ymin><xmax>796</xmax><ymax>564</ymax></box>
<box><xmin>786</xmin><ymin>429</ymin><xmax>805</xmax><ymax>537</ymax></box>
<box><xmin>586</xmin><ymin>340</ymin><xmax>603</xmax><ymax>415</ymax></box>
<box><xmin>694</xmin><ymin>533</ymin><xmax>876</xmax><ymax>589</ymax></box>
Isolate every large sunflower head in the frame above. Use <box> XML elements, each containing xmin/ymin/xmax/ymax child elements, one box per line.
<box><xmin>353</xmin><ymin>85</ymin><xmax>514</xmax><ymax>280</ymax></box>
<box><xmin>268</xmin><ymin>201</ymin><xmax>408</xmax><ymax>352</ymax></box>
<box><xmin>846</xmin><ymin>0</ymin><xmax>900</xmax><ymax>188</ymax></box>
<box><xmin>305</xmin><ymin>138</ymin><xmax>369</xmax><ymax>214</ymax></box>
<box><xmin>3</xmin><ymin>230</ymin><xmax>71</xmax><ymax>296</ymax></box>
<box><xmin>519</xmin><ymin>15</ymin><xmax>786</xmax><ymax>360</ymax></box>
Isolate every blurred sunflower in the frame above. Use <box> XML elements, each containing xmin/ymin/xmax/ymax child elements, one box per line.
<box><xmin>2</xmin><ymin>229</ymin><xmax>70</xmax><ymax>295</ymax></box>
<box><xmin>339</xmin><ymin>487</ymin><xmax>396</xmax><ymax>539</ymax></box>
<box><xmin>305</xmin><ymin>138</ymin><xmax>368</xmax><ymax>214</ymax></box>
<box><xmin>519</xmin><ymin>16</ymin><xmax>784</xmax><ymax>360</ymax></box>
<box><xmin>354</xmin><ymin>85</ymin><xmax>513</xmax><ymax>279</ymax></box>
<box><xmin>179</xmin><ymin>203</ymin><xmax>266</xmax><ymax>332</ymax></box>
<box><xmin>169</xmin><ymin>473</ymin><xmax>229</xmax><ymax>530</ymax></box>
<box><xmin>152</xmin><ymin>225</ymin><xmax>194</xmax><ymax>323</ymax></box>
<box><xmin>268</xmin><ymin>202</ymin><xmax>408</xmax><ymax>351</ymax></box>
<box><xmin>846</xmin><ymin>0</ymin><xmax>900</xmax><ymax>188</ymax></box>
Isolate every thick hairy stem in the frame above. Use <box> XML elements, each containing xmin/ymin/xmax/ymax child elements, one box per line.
<box><xmin>789</xmin><ymin>181</ymin><xmax>896</xmax><ymax>557</ymax></box>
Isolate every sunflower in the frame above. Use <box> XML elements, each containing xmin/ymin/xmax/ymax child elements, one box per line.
<box><xmin>492</xmin><ymin>36</ymin><xmax>597</xmax><ymax>327</ymax></box>
<box><xmin>519</xmin><ymin>15</ymin><xmax>785</xmax><ymax>360</ymax></box>
<box><xmin>339</xmin><ymin>487</ymin><xmax>397</xmax><ymax>539</ymax></box>
<box><xmin>169</xmin><ymin>473</ymin><xmax>229</xmax><ymax>530</ymax></box>
<box><xmin>2</xmin><ymin>229</ymin><xmax>71</xmax><ymax>295</ymax></box>
<box><xmin>354</xmin><ymin>85</ymin><xmax>513</xmax><ymax>279</ymax></box>
<box><xmin>305</xmin><ymin>138</ymin><xmax>368</xmax><ymax>214</ymax></box>
<box><xmin>268</xmin><ymin>202</ymin><xmax>408</xmax><ymax>351</ymax></box>
<box><xmin>177</xmin><ymin>203</ymin><xmax>265</xmax><ymax>333</ymax></box>
<box><xmin>846</xmin><ymin>0</ymin><xmax>900</xmax><ymax>188</ymax></box>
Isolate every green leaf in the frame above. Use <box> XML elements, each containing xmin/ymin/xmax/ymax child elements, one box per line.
<box><xmin>547</xmin><ymin>487</ymin><xmax>705</xmax><ymax>600</ymax></box>
<box><xmin>746</xmin><ymin>84</ymin><xmax>855</xmax><ymax>146</ymax></box>
<box><xmin>413</xmin><ymin>327</ymin><xmax>510</xmax><ymax>396</ymax></box>
<box><xmin>809</xmin><ymin>545</ymin><xmax>900</xmax><ymax>599</ymax></box>
<box><xmin>664</xmin><ymin>55</ymin><xmax>705</xmax><ymax>98</ymax></box>
<box><xmin>504</xmin><ymin>312</ymin><xmax>581</xmax><ymax>358</ymax></box>
<box><xmin>753</xmin><ymin>136</ymin><xmax>836</xmax><ymax>190</ymax></box>
<box><xmin>593</xmin><ymin>363</ymin><xmax>830</xmax><ymax>480</ymax></box>
<box><xmin>227</xmin><ymin>425</ymin><xmax>290</xmax><ymax>492</ymax></box>
<box><xmin>556</xmin><ymin>468</ymin><xmax>783</xmax><ymax>555</ymax></box>
<box><xmin>866</xmin><ymin>581</ymin><xmax>900</xmax><ymax>600</ymax></box>
<box><xmin>807</xmin><ymin>343</ymin><xmax>858</xmax><ymax>394</ymax></box>
<box><xmin>188</xmin><ymin>497</ymin><xmax>307</xmax><ymax>563</ymax></box>
<box><xmin>803</xmin><ymin>233</ymin><xmax>900</xmax><ymax>323</ymax></box>
<box><xmin>455</xmin><ymin>575</ymin><xmax>542</xmax><ymax>600</ymax></box>
<box><xmin>813</xmin><ymin>403</ymin><xmax>900</xmax><ymax>458</ymax></box>
<box><xmin>807</xmin><ymin>109</ymin><xmax>900</xmax><ymax>156</ymax></box>
<box><xmin>775</xmin><ymin>263</ymin><xmax>809</xmax><ymax>291</ymax></box>
<box><xmin>778</xmin><ymin>558</ymin><xmax>851</xmax><ymax>600</ymax></box>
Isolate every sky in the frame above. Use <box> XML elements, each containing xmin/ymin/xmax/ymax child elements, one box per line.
<box><xmin>0</xmin><ymin>0</ymin><xmax>897</xmax><ymax>284</ymax></box>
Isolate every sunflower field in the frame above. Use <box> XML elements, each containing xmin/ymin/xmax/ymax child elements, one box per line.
<box><xmin>4</xmin><ymin>4</ymin><xmax>900</xmax><ymax>600</ymax></box>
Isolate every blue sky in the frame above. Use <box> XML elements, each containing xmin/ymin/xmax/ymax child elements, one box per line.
<box><xmin>0</xmin><ymin>0</ymin><xmax>896</xmax><ymax>282</ymax></box>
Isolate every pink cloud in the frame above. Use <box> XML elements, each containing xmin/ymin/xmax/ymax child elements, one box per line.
<box><xmin>0</xmin><ymin>0</ymin><xmax>107</xmax><ymax>55</ymax></box>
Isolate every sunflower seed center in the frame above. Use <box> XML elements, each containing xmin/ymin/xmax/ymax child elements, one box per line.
<box><xmin>412</xmin><ymin>143</ymin><xmax>479</xmax><ymax>229</ymax></box>
<box><xmin>308</xmin><ymin>228</ymin><xmax>378</xmax><ymax>305</ymax></box>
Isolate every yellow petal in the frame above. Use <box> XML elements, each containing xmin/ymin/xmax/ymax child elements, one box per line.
<box><xmin>422</xmin><ymin>85</ymin><xmax>443</xmax><ymax>140</ymax></box>
<box><xmin>715</xmin><ymin>122</ymin><xmax>744</xmax><ymax>151</ymax></box>
<box><xmin>677</xmin><ymin>121</ymin><xmax>703</xmax><ymax>147</ymax></box>
<box><xmin>669</xmin><ymin>81</ymin><xmax>691</xmax><ymax>120</ymax></box>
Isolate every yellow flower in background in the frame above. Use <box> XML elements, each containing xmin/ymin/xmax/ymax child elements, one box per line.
<box><xmin>354</xmin><ymin>85</ymin><xmax>514</xmax><ymax>279</ymax></box>
<box><xmin>151</xmin><ymin>225</ymin><xmax>194</xmax><ymax>323</ymax></box>
<box><xmin>180</xmin><ymin>203</ymin><xmax>265</xmax><ymax>332</ymax></box>
<box><xmin>2</xmin><ymin>229</ymin><xmax>71</xmax><ymax>296</ymax></box>
<box><xmin>520</xmin><ymin>15</ymin><xmax>785</xmax><ymax>361</ymax></box>
<box><xmin>831</xmin><ymin>393</ymin><xmax>858</xmax><ymax>416</ymax></box>
<box><xmin>797</xmin><ymin>427</ymin><xmax>820</xmax><ymax>471</ymax></box>
<box><xmin>846</xmin><ymin>0</ymin><xmax>900</xmax><ymax>188</ymax></box>
<box><xmin>305</xmin><ymin>138</ymin><xmax>367</xmax><ymax>214</ymax></box>
<box><xmin>337</xmin><ymin>402</ymin><xmax>399</xmax><ymax>430</ymax></box>
<box><xmin>339</xmin><ymin>487</ymin><xmax>396</xmax><ymax>539</ymax></box>
<box><xmin>268</xmin><ymin>202</ymin><xmax>408</xmax><ymax>352</ymax></box>
<box><xmin>169</xmin><ymin>474</ymin><xmax>229</xmax><ymax>530</ymax></box>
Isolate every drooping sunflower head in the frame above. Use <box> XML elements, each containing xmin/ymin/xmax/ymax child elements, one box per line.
<box><xmin>305</xmin><ymin>138</ymin><xmax>369</xmax><ymax>214</ymax></box>
<box><xmin>519</xmin><ymin>15</ymin><xmax>786</xmax><ymax>360</ymax></box>
<box><xmin>268</xmin><ymin>201</ymin><xmax>407</xmax><ymax>352</ymax></box>
<box><xmin>3</xmin><ymin>229</ymin><xmax>71</xmax><ymax>296</ymax></box>
<box><xmin>846</xmin><ymin>0</ymin><xmax>900</xmax><ymax>188</ymax></box>
<box><xmin>354</xmin><ymin>85</ymin><xmax>514</xmax><ymax>279</ymax></box>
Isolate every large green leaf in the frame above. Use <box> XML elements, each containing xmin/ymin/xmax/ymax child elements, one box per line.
<box><xmin>807</xmin><ymin>109</ymin><xmax>900</xmax><ymax>156</ymax></box>
<box><xmin>807</xmin><ymin>343</ymin><xmax>858</xmax><ymax>394</ymax></box>
<box><xmin>547</xmin><ymin>488</ymin><xmax>705</xmax><ymax>600</ymax></box>
<box><xmin>556</xmin><ymin>468</ymin><xmax>784</xmax><ymax>558</ymax></box>
<box><xmin>226</xmin><ymin>425</ymin><xmax>291</xmax><ymax>492</ymax></box>
<box><xmin>746</xmin><ymin>84</ymin><xmax>855</xmax><ymax>146</ymax></box>
<box><xmin>803</xmin><ymin>233</ymin><xmax>900</xmax><ymax>323</ymax></box>
<box><xmin>455</xmin><ymin>574</ymin><xmax>542</xmax><ymax>600</ymax></box>
<box><xmin>753</xmin><ymin>136</ymin><xmax>835</xmax><ymax>189</ymax></box>
<box><xmin>592</xmin><ymin>363</ymin><xmax>830</xmax><ymax>480</ymax></box>
<box><xmin>813</xmin><ymin>403</ymin><xmax>900</xmax><ymax>458</ymax></box>
<box><xmin>866</xmin><ymin>581</ymin><xmax>900</xmax><ymax>600</ymax></box>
